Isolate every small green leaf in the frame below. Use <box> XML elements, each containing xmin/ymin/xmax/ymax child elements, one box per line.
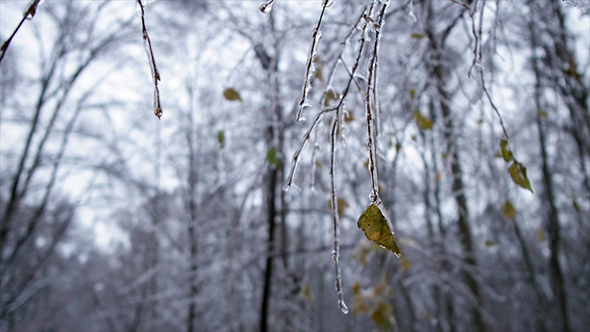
<box><xmin>409</xmin><ymin>88</ymin><xmax>416</xmax><ymax>100</ymax></box>
<box><xmin>217</xmin><ymin>130</ymin><xmax>225</xmax><ymax>149</ymax></box>
<box><xmin>502</xmin><ymin>199</ymin><xmax>517</xmax><ymax>220</ymax></box>
<box><xmin>509</xmin><ymin>161</ymin><xmax>533</xmax><ymax>193</ymax></box>
<box><xmin>485</xmin><ymin>239</ymin><xmax>497</xmax><ymax>247</ymax></box>
<box><xmin>357</xmin><ymin>204</ymin><xmax>401</xmax><ymax>257</ymax></box>
<box><xmin>223</xmin><ymin>88</ymin><xmax>241</xmax><ymax>101</ymax></box>
<box><xmin>395</xmin><ymin>142</ymin><xmax>402</xmax><ymax>153</ymax></box>
<box><xmin>410</xmin><ymin>33</ymin><xmax>425</xmax><ymax>40</ymax></box>
<box><xmin>499</xmin><ymin>139</ymin><xmax>513</xmax><ymax>162</ymax></box>
<box><xmin>267</xmin><ymin>146</ymin><xmax>281</xmax><ymax>169</ymax></box>
<box><xmin>413</xmin><ymin>111</ymin><xmax>434</xmax><ymax>130</ymax></box>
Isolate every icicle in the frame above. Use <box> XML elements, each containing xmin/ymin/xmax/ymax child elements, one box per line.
<box><xmin>259</xmin><ymin>0</ymin><xmax>275</xmax><ymax>14</ymax></box>
<box><xmin>329</xmin><ymin>115</ymin><xmax>349</xmax><ymax>315</ymax></box>
<box><xmin>153</xmin><ymin>86</ymin><xmax>162</xmax><ymax>119</ymax></box>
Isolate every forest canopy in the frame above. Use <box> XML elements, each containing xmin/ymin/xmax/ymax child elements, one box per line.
<box><xmin>0</xmin><ymin>0</ymin><xmax>589</xmax><ymax>331</ymax></box>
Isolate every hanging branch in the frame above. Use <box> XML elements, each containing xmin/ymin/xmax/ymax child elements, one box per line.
<box><xmin>364</xmin><ymin>1</ymin><xmax>388</xmax><ymax>203</ymax></box>
<box><xmin>356</xmin><ymin>1</ymin><xmax>402</xmax><ymax>258</ymax></box>
<box><xmin>136</xmin><ymin>0</ymin><xmax>162</xmax><ymax>119</ymax></box>
<box><xmin>0</xmin><ymin>0</ymin><xmax>44</xmax><ymax>65</ymax></box>
<box><xmin>284</xmin><ymin>6</ymin><xmax>372</xmax><ymax>192</ymax></box>
<box><xmin>296</xmin><ymin>0</ymin><xmax>334</xmax><ymax>122</ymax></box>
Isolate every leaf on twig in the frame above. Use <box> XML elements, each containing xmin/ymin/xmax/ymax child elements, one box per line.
<box><xmin>499</xmin><ymin>139</ymin><xmax>513</xmax><ymax>162</ymax></box>
<box><xmin>223</xmin><ymin>88</ymin><xmax>241</xmax><ymax>101</ymax></box>
<box><xmin>509</xmin><ymin>161</ymin><xmax>533</xmax><ymax>193</ymax></box>
<box><xmin>357</xmin><ymin>204</ymin><xmax>401</xmax><ymax>257</ymax></box>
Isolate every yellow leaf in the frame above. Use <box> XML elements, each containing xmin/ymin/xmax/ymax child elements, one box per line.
<box><xmin>538</xmin><ymin>228</ymin><xmax>546</xmax><ymax>242</ymax></box>
<box><xmin>223</xmin><ymin>88</ymin><xmax>241</xmax><ymax>101</ymax></box>
<box><xmin>502</xmin><ymin>200</ymin><xmax>517</xmax><ymax>220</ymax></box>
<box><xmin>537</xmin><ymin>109</ymin><xmax>548</xmax><ymax>118</ymax></box>
<box><xmin>410</xmin><ymin>33</ymin><xmax>425</xmax><ymax>39</ymax></box>
<box><xmin>315</xmin><ymin>67</ymin><xmax>323</xmax><ymax>81</ymax></box>
<box><xmin>370</xmin><ymin>301</ymin><xmax>394</xmax><ymax>329</ymax></box>
<box><xmin>413</xmin><ymin>111</ymin><xmax>434</xmax><ymax>130</ymax></box>
<box><xmin>302</xmin><ymin>280</ymin><xmax>314</xmax><ymax>303</ymax></box>
<box><xmin>324</xmin><ymin>89</ymin><xmax>339</xmax><ymax>106</ymax></box>
<box><xmin>401</xmin><ymin>257</ymin><xmax>411</xmax><ymax>274</ymax></box>
<box><xmin>327</xmin><ymin>198</ymin><xmax>349</xmax><ymax>218</ymax></box>
<box><xmin>357</xmin><ymin>204</ymin><xmax>401</xmax><ymax>257</ymax></box>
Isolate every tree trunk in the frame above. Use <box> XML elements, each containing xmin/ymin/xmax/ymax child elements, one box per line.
<box><xmin>424</xmin><ymin>2</ymin><xmax>486</xmax><ymax>330</ymax></box>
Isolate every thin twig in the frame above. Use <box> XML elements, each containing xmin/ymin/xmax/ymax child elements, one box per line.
<box><xmin>137</xmin><ymin>0</ymin><xmax>162</xmax><ymax>119</ymax></box>
<box><xmin>296</xmin><ymin>0</ymin><xmax>333</xmax><ymax>121</ymax></box>
<box><xmin>0</xmin><ymin>0</ymin><xmax>43</xmax><ymax>65</ymax></box>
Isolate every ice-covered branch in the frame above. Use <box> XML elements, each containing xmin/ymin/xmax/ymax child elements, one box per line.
<box><xmin>296</xmin><ymin>0</ymin><xmax>334</xmax><ymax>122</ymax></box>
<box><xmin>0</xmin><ymin>0</ymin><xmax>45</xmax><ymax>65</ymax></box>
<box><xmin>136</xmin><ymin>0</ymin><xmax>162</xmax><ymax>119</ymax></box>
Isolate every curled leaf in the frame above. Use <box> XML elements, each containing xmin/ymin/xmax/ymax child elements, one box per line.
<box><xmin>357</xmin><ymin>204</ymin><xmax>401</xmax><ymax>257</ymax></box>
<box><xmin>509</xmin><ymin>161</ymin><xmax>533</xmax><ymax>193</ymax></box>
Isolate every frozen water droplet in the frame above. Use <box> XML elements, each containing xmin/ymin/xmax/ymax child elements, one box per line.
<box><xmin>153</xmin><ymin>87</ymin><xmax>162</xmax><ymax>119</ymax></box>
<box><xmin>259</xmin><ymin>0</ymin><xmax>274</xmax><ymax>14</ymax></box>
<box><xmin>339</xmin><ymin>301</ymin><xmax>349</xmax><ymax>314</ymax></box>
<box><xmin>23</xmin><ymin>0</ymin><xmax>44</xmax><ymax>19</ymax></box>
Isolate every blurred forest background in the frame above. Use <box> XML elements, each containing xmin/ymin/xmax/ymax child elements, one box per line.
<box><xmin>1</xmin><ymin>0</ymin><xmax>589</xmax><ymax>331</ymax></box>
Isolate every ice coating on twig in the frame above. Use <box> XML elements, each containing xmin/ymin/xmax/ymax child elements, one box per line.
<box><xmin>0</xmin><ymin>0</ymin><xmax>45</xmax><ymax>65</ymax></box>
<box><xmin>297</xmin><ymin>27</ymin><xmax>322</xmax><ymax>122</ymax></box>
<box><xmin>137</xmin><ymin>0</ymin><xmax>162</xmax><ymax>119</ymax></box>
<box><xmin>296</xmin><ymin>0</ymin><xmax>332</xmax><ymax>122</ymax></box>
<box><xmin>259</xmin><ymin>0</ymin><xmax>275</xmax><ymax>14</ymax></box>
<box><xmin>284</xmin><ymin>111</ymin><xmax>328</xmax><ymax>191</ymax></box>
<box><xmin>329</xmin><ymin>111</ymin><xmax>348</xmax><ymax>315</ymax></box>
